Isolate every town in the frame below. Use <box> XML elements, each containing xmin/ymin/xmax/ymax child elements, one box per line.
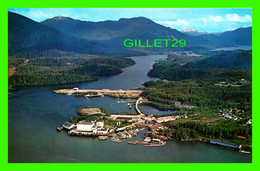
<box><xmin>55</xmin><ymin>88</ymin><xmax>190</xmax><ymax>146</ymax></box>
<box><xmin>55</xmin><ymin>88</ymin><xmax>251</xmax><ymax>152</ymax></box>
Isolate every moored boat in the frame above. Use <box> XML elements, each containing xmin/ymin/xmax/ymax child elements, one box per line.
<box><xmin>98</xmin><ymin>136</ymin><xmax>108</xmax><ymax>141</ymax></box>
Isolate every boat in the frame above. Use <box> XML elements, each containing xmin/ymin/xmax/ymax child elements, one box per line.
<box><xmin>111</xmin><ymin>137</ymin><xmax>122</xmax><ymax>143</ymax></box>
<box><xmin>127</xmin><ymin>103</ymin><xmax>132</xmax><ymax>108</ymax></box>
<box><xmin>145</xmin><ymin>139</ymin><xmax>166</xmax><ymax>147</ymax></box>
<box><xmin>56</xmin><ymin>126</ymin><xmax>63</xmax><ymax>132</ymax></box>
<box><xmin>98</xmin><ymin>136</ymin><xmax>108</xmax><ymax>141</ymax></box>
<box><xmin>239</xmin><ymin>150</ymin><xmax>251</xmax><ymax>154</ymax></box>
<box><xmin>145</xmin><ymin>141</ymin><xmax>166</xmax><ymax>147</ymax></box>
<box><xmin>128</xmin><ymin>141</ymin><xmax>138</xmax><ymax>145</ymax></box>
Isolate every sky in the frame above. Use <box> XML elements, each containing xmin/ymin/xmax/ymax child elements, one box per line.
<box><xmin>8</xmin><ymin>8</ymin><xmax>252</xmax><ymax>32</ymax></box>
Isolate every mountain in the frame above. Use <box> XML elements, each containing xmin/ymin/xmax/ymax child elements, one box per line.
<box><xmin>9</xmin><ymin>11</ymin><xmax>252</xmax><ymax>58</ymax></box>
<box><xmin>186</xmin><ymin>50</ymin><xmax>252</xmax><ymax>70</ymax></box>
<box><xmin>181</xmin><ymin>29</ymin><xmax>211</xmax><ymax>36</ymax></box>
<box><xmin>41</xmin><ymin>16</ymin><xmax>113</xmax><ymax>40</ymax></box>
<box><xmin>198</xmin><ymin>27</ymin><xmax>252</xmax><ymax>46</ymax></box>
<box><xmin>42</xmin><ymin>17</ymin><xmax>187</xmax><ymax>41</ymax></box>
<box><xmin>42</xmin><ymin>16</ymin><xmax>218</xmax><ymax>52</ymax></box>
<box><xmin>8</xmin><ymin>12</ymin><xmax>98</xmax><ymax>57</ymax></box>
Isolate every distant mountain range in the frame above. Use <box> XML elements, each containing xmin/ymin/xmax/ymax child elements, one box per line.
<box><xmin>197</xmin><ymin>27</ymin><xmax>252</xmax><ymax>46</ymax></box>
<box><xmin>8</xmin><ymin>12</ymin><xmax>252</xmax><ymax>58</ymax></box>
<box><xmin>181</xmin><ymin>29</ymin><xmax>211</xmax><ymax>36</ymax></box>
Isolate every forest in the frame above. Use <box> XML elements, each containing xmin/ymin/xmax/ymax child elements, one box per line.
<box><xmin>8</xmin><ymin>56</ymin><xmax>135</xmax><ymax>88</ymax></box>
<box><xmin>142</xmin><ymin>79</ymin><xmax>251</xmax><ymax>116</ymax></box>
<box><xmin>148</xmin><ymin>50</ymin><xmax>252</xmax><ymax>81</ymax></box>
<box><xmin>164</xmin><ymin>120</ymin><xmax>251</xmax><ymax>145</ymax></box>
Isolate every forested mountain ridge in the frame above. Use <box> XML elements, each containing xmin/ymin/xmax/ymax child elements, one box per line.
<box><xmin>148</xmin><ymin>50</ymin><xmax>252</xmax><ymax>81</ymax></box>
<box><xmin>42</xmin><ymin>16</ymin><xmax>188</xmax><ymax>41</ymax></box>
<box><xmin>8</xmin><ymin>56</ymin><xmax>135</xmax><ymax>88</ymax></box>
<box><xmin>8</xmin><ymin>12</ymin><xmax>95</xmax><ymax>57</ymax></box>
<box><xmin>198</xmin><ymin>27</ymin><xmax>252</xmax><ymax>46</ymax></box>
<box><xmin>9</xmin><ymin>11</ymin><xmax>252</xmax><ymax>58</ymax></box>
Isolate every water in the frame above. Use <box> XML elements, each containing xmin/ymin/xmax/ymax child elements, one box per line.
<box><xmin>212</xmin><ymin>45</ymin><xmax>252</xmax><ymax>51</ymax></box>
<box><xmin>8</xmin><ymin>55</ymin><xmax>252</xmax><ymax>163</ymax></box>
<box><xmin>139</xmin><ymin>105</ymin><xmax>175</xmax><ymax>115</ymax></box>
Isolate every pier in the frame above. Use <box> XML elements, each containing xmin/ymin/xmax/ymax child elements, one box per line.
<box><xmin>54</xmin><ymin>88</ymin><xmax>143</xmax><ymax>98</ymax></box>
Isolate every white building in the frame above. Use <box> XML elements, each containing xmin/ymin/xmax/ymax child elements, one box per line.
<box><xmin>97</xmin><ymin>128</ymin><xmax>109</xmax><ymax>134</ymax></box>
<box><xmin>76</xmin><ymin>121</ymin><xmax>94</xmax><ymax>131</ymax></box>
<box><xmin>96</xmin><ymin>121</ymin><xmax>104</xmax><ymax>128</ymax></box>
<box><xmin>246</xmin><ymin>119</ymin><xmax>252</xmax><ymax>125</ymax></box>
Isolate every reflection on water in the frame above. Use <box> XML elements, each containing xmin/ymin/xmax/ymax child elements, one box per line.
<box><xmin>212</xmin><ymin>45</ymin><xmax>252</xmax><ymax>51</ymax></box>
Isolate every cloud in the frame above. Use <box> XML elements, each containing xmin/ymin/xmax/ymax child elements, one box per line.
<box><xmin>27</xmin><ymin>9</ymin><xmax>53</xmax><ymax>21</ymax></box>
<box><xmin>204</xmin><ymin>13</ymin><xmax>252</xmax><ymax>23</ymax></box>
<box><xmin>209</xmin><ymin>16</ymin><xmax>223</xmax><ymax>22</ymax></box>
<box><xmin>157</xmin><ymin>19</ymin><xmax>189</xmax><ymax>29</ymax></box>
<box><xmin>226</xmin><ymin>14</ymin><xmax>252</xmax><ymax>22</ymax></box>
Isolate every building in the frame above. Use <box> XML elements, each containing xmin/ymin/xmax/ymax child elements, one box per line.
<box><xmin>149</xmin><ymin>123</ymin><xmax>163</xmax><ymax>131</ymax></box>
<box><xmin>246</xmin><ymin>119</ymin><xmax>252</xmax><ymax>125</ymax></box>
<box><xmin>108</xmin><ymin>114</ymin><xmax>141</xmax><ymax>122</ymax></box>
<box><xmin>96</xmin><ymin>121</ymin><xmax>104</xmax><ymax>128</ymax></box>
<box><xmin>97</xmin><ymin>128</ymin><xmax>109</xmax><ymax>134</ymax></box>
<box><xmin>76</xmin><ymin>121</ymin><xmax>95</xmax><ymax>131</ymax></box>
<box><xmin>224</xmin><ymin>114</ymin><xmax>232</xmax><ymax>119</ymax></box>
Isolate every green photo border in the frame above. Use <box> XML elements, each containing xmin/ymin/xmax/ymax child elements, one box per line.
<box><xmin>0</xmin><ymin>0</ymin><xmax>258</xmax><ymax>169</ymax></box>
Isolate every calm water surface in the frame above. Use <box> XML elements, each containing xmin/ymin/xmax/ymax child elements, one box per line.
<box><xmin>212</xmin><ymin>45</ymin><xmax>252</xmax><ymax>51</ymax></box>
<box><xmin>8</xmin><ymin>55</ymin><xmax>251</xmax><ymax>163</ymax></box>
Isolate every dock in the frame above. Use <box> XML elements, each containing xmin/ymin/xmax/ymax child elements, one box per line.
<box><xmin>53</xmin><ymin>88</ymin><xmax>143</xmax><ymax>98</ymax></box>
<box><xmin>210</xmin><ymin>139</ymin><xmax>241</xmax><ymax>149</ymax></box>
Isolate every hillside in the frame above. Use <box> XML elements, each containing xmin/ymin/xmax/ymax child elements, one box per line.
<box><xmin>8</xmin><ymin>56</ymin><xmax>135</xmax><ymax>88</ymax></box>
<box><xmin>42</xmin><ymin>16</ymin><xmax>215</xmax><ymax>52</ymax></box>
<box><xmin>148</xmin><ymin>50</ymin><xmax>252</xmax><ymax>81</ymax></box>
<box><xmin>42</xmin><ymin>16</ymin><xmax>188</xmax><ymax>41</ymax></box>
<box><xmin>8</xmin><ymin>12</ymin><xmax>95</xmax><ymax>57</ymax></box>
<box><xmin>198</xmin><ymin>27</ymin><xmax>252</xmax><ymax>46</ymax></box>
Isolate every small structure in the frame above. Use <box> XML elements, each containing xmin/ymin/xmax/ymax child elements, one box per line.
<box><xmin>62</xmin><ymin>122</ymin><xmax>75</xmax><ymax>130</ymax></box>
<box><xmin>144</xmin><ymin>137</ymin><xmax>151</xmax><ymax>142</ymax></box>
<box><xmin>246</xmin><ymin>119</ymin><xmax>252</xmax><ymax>125</ymax></box>
<box><xmin>239</xmin><ymin>79</ymin><xmax>248</xmax><ymax>84</ymax></box>
<box><xmin>96</xmin><ymin>121</ymin><xmax>104</xmax><ymax>128</ymax></box>
<box><xmin>183</xmin><ymin>105</ymin><xmax>194</xmax><ymax>109</ymax></box>
<box><xmin>108</xmin><ymin>114</ymin><xmax>141</xmax><ymax>122</ymax></box>
<box><xmin>149</xmin><ymin>123</ymin><xmax>163</xmax><ymax>131</ymax></box>
<box><xmin>180</xmin><ymin>114</ymin><xmax>188</xmax><ymax>119</ymax></box>
<box><xmin>224</xmin><ymin>114</ymin><xmax>232</xmax><ymax>119</ymax></box>
<box><xmin>97</xmin><ymin>128</ymin><xmax>109</xmax><ymax>135</ymax></box>
<box><xmin>237</xmin><ymin>136</ymin><xmax>246</xmax><ymax>139</ymax></box>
